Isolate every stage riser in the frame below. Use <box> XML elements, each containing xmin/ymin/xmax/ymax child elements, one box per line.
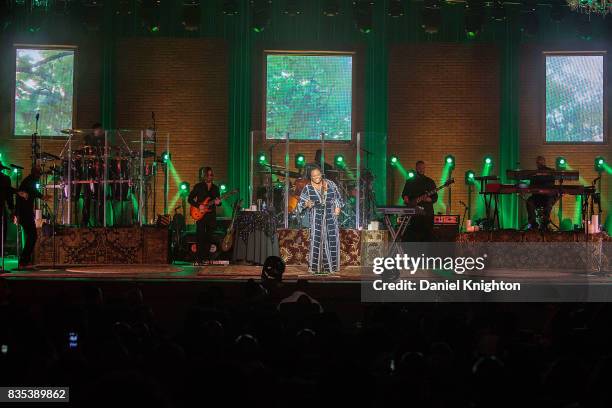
<box><xmin>35</xmin><ymin>226</ymin><xmax>169</xmax><ymax>266</ymax></box>
<box><xmin>278</xmin><ymin>229</ymin><xmax>387</xmax><ymax>266</ymax></box>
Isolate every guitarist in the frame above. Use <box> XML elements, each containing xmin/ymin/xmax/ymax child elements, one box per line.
<box><xmin>188</xmin><ymin>167</ymin><xmax>221</xmax><ymax>265</ymax></box>
<box><xmin>402</xmin><ymin>161</ymin><xmax>437</xmax><ymax>242</ymax></box>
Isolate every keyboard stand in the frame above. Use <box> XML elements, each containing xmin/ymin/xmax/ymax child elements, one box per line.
<box><xmin>383</xmin><ymin>214</ymin><xmax>412</xmax><ymax>257</ymax></box>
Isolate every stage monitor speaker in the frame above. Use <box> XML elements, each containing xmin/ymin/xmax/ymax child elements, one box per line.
<box><xmin>433</xmin><ymin>215</ymin><xmax>460</xmax><ymax>242</ymax></box>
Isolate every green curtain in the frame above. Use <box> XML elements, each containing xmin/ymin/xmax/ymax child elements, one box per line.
<box><xmin>364</xmin><ymin>0</ymin><xmax>388</xmax><ymax>204</ymax></box>
<box><xmin>226</xmin><ymin>1</ymin><xmax>253</xmax><ymax>206</ymax></box>
<box><xmin>498</xmin><ymin>13</ymin><xmax>520</xmax><ymax>229</ymax></box>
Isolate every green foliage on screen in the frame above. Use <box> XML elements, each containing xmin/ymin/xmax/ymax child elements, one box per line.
<box><xmin>14</xmin><ymin>48</ymin><xmax>75</xmax><ymax>137</ymax></box>
<box><xmin>546</xmin><ymin>55</ymin><xmax>604</xmax><ymax>143</ymax></box>
<box><xmin>266</xmin><ymin>54</ymin><xmax>352</xmax><ymax>140</ymax></box>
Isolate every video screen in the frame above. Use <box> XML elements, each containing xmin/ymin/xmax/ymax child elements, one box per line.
<box><xmin>546</xmin><ymin>54</ymin><xmax>604</xmax><ymax>143</ymax></box>
<box><xmin>14</xmin><ymin>47</ymin><xmax>75</xmax><ymax>137</ymax></box>
<box><xmin>265</xmin><ymin>53</ymin><xmax>352</xmax><ymax>140</ymax></box>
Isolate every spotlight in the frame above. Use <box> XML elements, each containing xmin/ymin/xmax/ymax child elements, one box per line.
<box><xmin>595</xmin><ymin>156</ymin><xmax>605</xmax><ymax>172</ymax></box>
<box><xmin>389</xmin><ymin>156</ymin><xmax>399</xmax><ymax>166</ymax></box>
<box><xmin>141</xmin><ymin>0</ymin><xmax>161</xmax><ymax>33</ymax></box>
<box><xmin>577</xmin><ymin>15</ymin><xmax>593</xmax><ymax>41</ymax></box>
<box><xmin>465</xmin><ymin>0</ymin><xmax>485</xmax><ymax>39</ymax></box>
<box><xmin>353</xmin><ymin>0</ymin><xmax>373</xmax><ymax>34</ymax></box>
<box><xmin>388</xmin><ymin>0</ymin><xmax>404</xmax><ymax>18</ymax></box>
<box><xmin>465</xmin><ymin>170</ymin><xmax>476</xmax><ymax>184</ymax></box>
<box><xmin>182</xmin><ymin>0</ymin><xmax>201</xmax><ymax>32</ymax></box>
<box><xmin>258</xmin><ymin>152</ymin><xmax>267</xmax><ymax>164</ymax></box>
<box><xmin>161</xmin><ymin>151</ymin><xmax>171</xmax><ymax>163</ymax></box>
<box><xmin>283</xmin><ymin>0</ymin><xmax>302</xmax><ymax>16</ymax></box>
<box><xmin>35</xmin><ymin>183</ymin><xmax>41</xmax><ymax>190</ymax></box>
<box><xmin>484</xmin><ymin>156</ymin><xmax>493</xmax><ymax>166</ymax></box>
<box><xmin>251</xmin><ymin>0</ymin><xmax>272</xmax><ymax>33</ymax></box>
<box><xmin>219</xmin><ymin>183</ymin><xmax>227</xmax><ymax>193</ymax></box>
<box><xmin>223</xmin><ymin>0</ymin><xmax>239</xmax><ymax>15</ymax></box>
<box><xmin>179</xmin><ymin>181</ymin><xmax>190</xmax><ymax>195</ymax></box>
<box><xmin>421</xmin><ymin>0</ymin><xmax>441</xmax><ymax>34</ymax></box>
<box><xmin>520</xmin><ymin>1</ymin><xmax>538</xmax><ymax>37</ymax></box>
<box><xmin>334</xmin><ymin>155</ymin><xmax>345</xmax><ymax>167</ymax></box>
<box><xmin>491</xmin><ymin>0</ymin><xmax>506</xmax><ymax>22</ymax></box>
<box><xmin>445</xmin><ymin>154</ymin><xmax>455</xmax><ymax>169</ymax></box>
<box><xmin>295</xmin><ymin>153</ymin><xmax>305</xmax><ymax>168</ymax></box>
<box><xmin>407</xmin><ymin>169</ymin><xmax>416</xmax><ymax>179</ymax></box>
<box><xmin>322</xmin><ymin>0</ymin><xmax>340</xmax><ymax>17</ymax></box>
<box><xmin>556</xmin><ymin>157</ymin><xmax>567</xmax><ymax>170</ymax></box>
<box><xmin>550</xmin><ymin>1</ymin><xmax>566</xmax><ymax>23</ymax></box>
<box><xmin>116</xmin><ymin>0</ymin><xmax>133</xmax><ymax>16</ymax></box>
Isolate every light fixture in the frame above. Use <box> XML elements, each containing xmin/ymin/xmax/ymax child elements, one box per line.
<box><xmin>295</xmin><ymin>153</ymin><xmax>305</xmax><ymax>168</ymax></box>
<box><xmin>389</xmin><ymin>156</ymin><xmax>398</xmax><ymax>166</ymax></box>
<box><xmin>421</xmin><ymin>0</ymin><xmax>441</xmax><ymax>34</ymax></box>
<box><xmin>182</xmin><ymin>0</ymin><xmax>200</xmax><ymax>32</ymax></box>
<box><xmin>322</xmin><ymin>0</ymin><xmax>340</xmax><ymax>16</ymax></box>
<box><xmin>465</xmin><ymin>170</ymin><xmax>476</xmax><ymax>184</ymax></box>
<box><xmin>353</xmin><ymin>0</ymin><xmax>373</xmax><ymax>34</ymax></box>
<box><xmin>251</xmin><ymin>0</ymin><xmax>272</xmax><ymax>32</ymax></box>
<box><xmin>388</xmin><ymin>0</ymin><xmax>404</xmax><ymax>18</ymax></box>
<box><xmin>556</xmin><ymin>157</ymin><xmax>567</xmax><ymax>170</ymax></box>
<box><xmin>445</xmin><ymin>154</ymin><xmax>455</xmax><ymax>169</ymax></box>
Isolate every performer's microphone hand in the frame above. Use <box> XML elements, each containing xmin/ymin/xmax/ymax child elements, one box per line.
<box><xmin>305</xmin><ymin>200</ymin><xmax>314</xmax><ymax>208</ymax></box>
<box><xmin>334</xmin><ymin>207</ymin><xmax>340</xmax><ymax>216</ymax></box>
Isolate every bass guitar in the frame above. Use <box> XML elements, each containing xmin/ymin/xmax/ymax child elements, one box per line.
<box><xmin>404</xmin><ymin>178</ymin><xmax>455</xmax><ymax>206</ymax></box>
<box><xmin>190</xmin><ymin>189</ymin><xmax>238</xmax><ymax>221</ymax></box>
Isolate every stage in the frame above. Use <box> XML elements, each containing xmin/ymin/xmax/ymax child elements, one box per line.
<box><xmin>3</xmin><ymin>259</ymin><xmax>612</xmax><ymax>285</ymax></box>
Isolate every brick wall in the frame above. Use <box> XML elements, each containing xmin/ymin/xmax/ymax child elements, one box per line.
<box><xmin>519</xmin><ymin>42</ymin><xmax>611</xmax><ymax>228</ymax></box>
<box><xmin>115</xmin><ymin>38</ymin><xmax>229</xmax><ymax>220</ymax></box>
<box><xmin>388</xmin><ymin>43</ymin><xmax>500</xmax><ymax>218</ymax></box>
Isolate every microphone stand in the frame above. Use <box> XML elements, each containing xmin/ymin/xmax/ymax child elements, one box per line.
<box><xmin>31</xmin><ymin>112</ymin><xmax>40</xmax><ymax>167</ymax></box>
<box><xmin>152</xmin><ymin>112</ymin><xmax>157</xmax><ymax>220</ymax></box>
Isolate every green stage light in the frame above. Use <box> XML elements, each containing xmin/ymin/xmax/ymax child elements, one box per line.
<box><xmin>13</xmin><ymin>168</ymin><xmax>18</xmax><ymax>174</ymax></box>
<box><xmin>484</xmin><ymin>156</ymin><xmax>493</xmax><ymax>166</ymax></box>
<box><xmin>334</xmin><ymin>154</ymin><xmax>345</xmax><ymax>167</ymax></box>
<box><xmin>595</xmin><ymin>156</ymin><xmax>605</xmax><ymax>172</ymax></box>
<box><xmin>161</xmin><ymin>151</ymin><xmax>171</xmax><ymax>163</ymax></box>
<box><xmin>295</xmin><ymin>153</ymin><xmax>305</xmax><ymax>168</ymax></box>
<box><xmin>389</xmin><ymin>156</ymin><xmax>399</xmax><ymax>166</ymax></box>
<box><xmin>465</xmin><ymin>170</ymin><xmax>476</xmax><ymax>184</ymax></box>
<box><xmin>35</xmin><ymin>183</ymin><xmax>41</xmax><ymax>190</ymax></box>
<box><xmin>219</xmin><ymin>183</ymin><xmax>227</xmax><ymax>193</ymax></box>
<box><xmin>556</xmin><ymin>157</ymin><xmax>567</xmax><ymax>170</ymax></box>
<box><xmin>445</xmin><ymin>154</ymin><xmax>455</xmax><ymax>169</ymax></box>
<box><xmin>407</xmin><ymin>169</ymin><xmax>415</xmax><ymax>179</ymax></box>
<box><xmin>258</xmin><ymin>152</ymin><xmax>267</xmax><ymax>164</ymax></box>
<box><xmin>179</xmin><ymin>181</ymin><xmax>190</xmax><ymax>195</ymax></box>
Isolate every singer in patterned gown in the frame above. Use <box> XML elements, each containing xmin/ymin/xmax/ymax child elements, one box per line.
<box><xmin>297</xmin><ymin>167</ymin><xmax>344</xmax><ymax>274</ymax></box>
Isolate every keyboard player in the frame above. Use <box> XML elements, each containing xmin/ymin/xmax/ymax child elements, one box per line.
<box><xmin>526</xmin><ymin>156</ymin><xmax>557</xmax><ymax>231</ymax></box>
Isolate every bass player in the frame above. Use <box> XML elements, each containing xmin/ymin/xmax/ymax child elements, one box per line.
<box><xmin>188</xmin><ymin>167</ymin><xmax>221</xmax><ymax>265</ymax></box>
<box><xmin>402</xmin><ymin>160</ymin><xmax>437</xmax><ymax>242</ymax></box>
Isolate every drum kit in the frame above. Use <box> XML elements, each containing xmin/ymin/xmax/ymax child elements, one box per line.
<box><xmin>36</xmin><ymin>128</ymin><xmax>158</xmax><ymax>225</ymax></box>
<box><xmin>256</xmin><ymin>162</ymin><xmax>376</xmax><ymax>229</ymax></box>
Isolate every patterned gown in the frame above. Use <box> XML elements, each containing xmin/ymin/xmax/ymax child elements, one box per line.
<box><xmin>297</xmin><ymin>180</ymin><xmax>344</xmax><ymax>274</ymax></box>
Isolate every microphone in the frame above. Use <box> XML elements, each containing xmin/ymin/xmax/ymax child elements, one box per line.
<box><xmin>35</xmin><ymin>112</ymin><xmax>40</xmax><ymax>121</ymax></box>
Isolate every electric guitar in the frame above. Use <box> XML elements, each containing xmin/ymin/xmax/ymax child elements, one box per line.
<box><xmin>404</xmin><ymin>178</ymin><xmax>455</xmax><ymax>207</ymax></box>
<box><xmin>221</xmin><ymin>198</ymin><xmax>242</xmax><ymax>252</ymax></box>
<box><xmin>190</xmin><ymin>189</ymin><xmax>238</xmax><ymax>221</ymax></box>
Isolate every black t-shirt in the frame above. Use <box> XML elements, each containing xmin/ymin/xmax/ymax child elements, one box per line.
<box><xmin>402</xmin><ymin>174</ymin><xmax>437</xmax><ymax>215</ymax></box>
<box><xmin>188</xmin><ymin>182</ymin><xmax>220</xmax><ymax>223</ymax></box>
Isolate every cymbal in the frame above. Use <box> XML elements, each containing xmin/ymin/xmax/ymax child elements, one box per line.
<box><xmin>61</xmin><ymin>128</ymin><xmax>84</xmax><ymax>134</ymax></box>
<box><xmin>130</xmin><ymin>140</ymin><xmax>156</xmax><ymax>144</ymax></box>
<box><xmin>40</xmin><ymin>152</ymin><xmax>60</xmax><ymax>161</ymax></box>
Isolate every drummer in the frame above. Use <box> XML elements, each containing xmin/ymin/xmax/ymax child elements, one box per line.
<box><xmin>85</xmin><ymin>123</ymin><xmax>105</xmax><ymax>149</ymax></box>
<box><xmin>80</xmin><ymin>123</ymin><xmax>105</xmax><ymax>226</ymax></box>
